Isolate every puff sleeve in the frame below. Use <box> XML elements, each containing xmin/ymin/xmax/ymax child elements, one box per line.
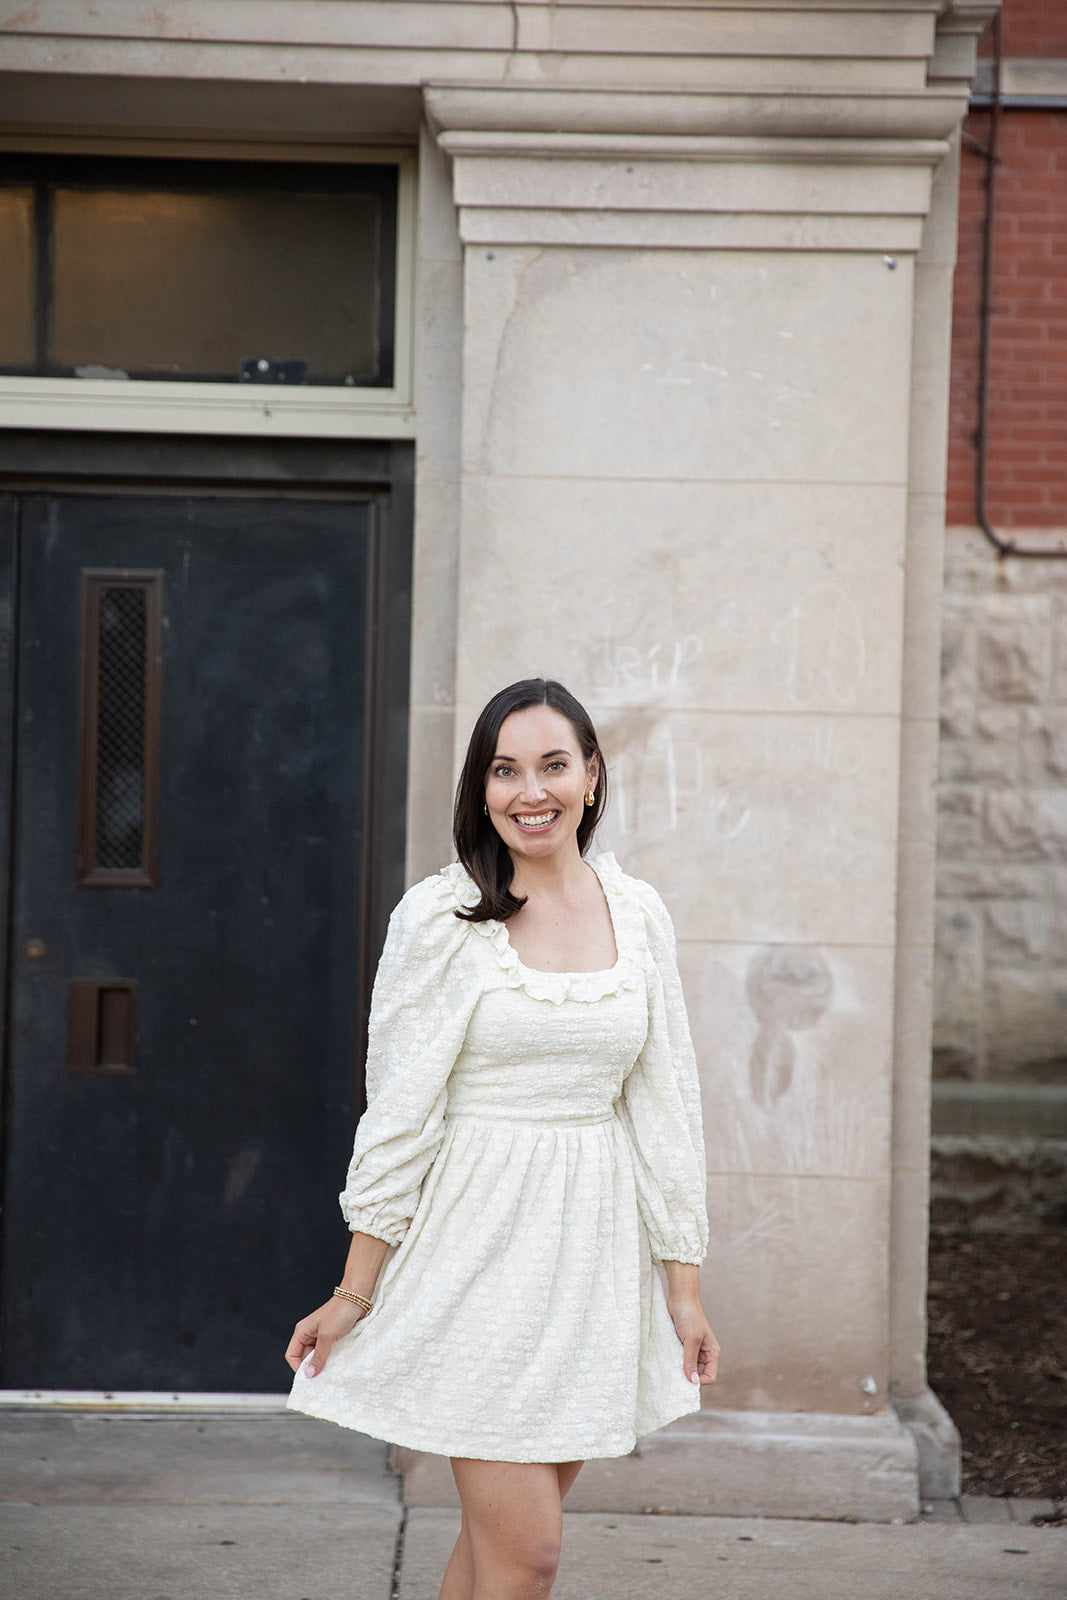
<box><xmin>616</xmin><ymin>879</ymin><xmax>709</xmax><ymax>1266</ymax></box>
<box><xmin>338</xmin><ymin>874</ymin><xmax>480</xmax><ymax>1246</ymax></box>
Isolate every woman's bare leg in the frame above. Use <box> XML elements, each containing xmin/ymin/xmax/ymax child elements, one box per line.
<box><xmin>438</xmin><ymin>1516</ymin><xmax>474</xmax><ymax>1600</ymax></box>
<box><xmin>439</xmin><ymin>1460</ymin><xmax>583</xmax><ymax>1600</ymax></box>
<box><xmin>438</xmin><ymin>1458</ymin><xmax>584</xmax><ymax>1600</ymax></box>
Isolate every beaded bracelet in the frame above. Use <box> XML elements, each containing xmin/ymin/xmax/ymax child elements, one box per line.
<box><xmin>333</xmin><ymin>1286</ymin><xmax>373</xmax><ymax>1313</ymax></box>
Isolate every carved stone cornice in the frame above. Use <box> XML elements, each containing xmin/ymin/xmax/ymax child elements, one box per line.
<box><xmin>425</xmin><ymin>85</ymin><xmax>967</xmax><ymax>144</ymax></box>
<box><xmin>438</xmin><ymin>131</ymin><xmax>952</xmax><ymax>166</ymax></box>
<box><xmin>935</xmin><ymin>0</ymin><xmax>1000</xmax><ymax>33</ymax></box>
<box><xmin>421</xmin><ymin>0</ymin><xmax>1000</xmax><ymax>255</ymax></box>
<box><xmin>0</xmin><ymin>1</ymin><xmax>1000</xmax><ymax>150</ymax></box>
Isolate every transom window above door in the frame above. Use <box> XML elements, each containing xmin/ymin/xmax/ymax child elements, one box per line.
<box><xmin>0</xmin><ymin>155</ymin><xmax>398</xmax><ymax>387</ymax></box>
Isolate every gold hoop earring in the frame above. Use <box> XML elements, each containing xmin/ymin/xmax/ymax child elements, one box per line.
<box><xmin>484</xmin><ymin>803</ymin><xmax>489</xmax><ymax>816</ymax></box>
<box><xmin>585</xmin><ymin>790</ymin><xmax>596</xmax><ymax>808</ymax></box>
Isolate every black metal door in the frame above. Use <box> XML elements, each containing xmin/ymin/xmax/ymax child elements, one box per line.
<box><xmin>1</xmin><ymin>490</ymin><xmax>372</xmax><ymax>1391</ymax></box>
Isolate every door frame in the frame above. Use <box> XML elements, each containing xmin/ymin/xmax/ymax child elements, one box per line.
<box><xmin>0</xmin><ymin>430</ymin><xmax>414</xmax><ymax>1156</ymax></box>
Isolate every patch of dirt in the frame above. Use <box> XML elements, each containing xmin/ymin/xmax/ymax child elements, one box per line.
<box><xmin>926</xmin><ymin>1226</ymin><xmax>1067</xmax><ymax>1500</ymax></box>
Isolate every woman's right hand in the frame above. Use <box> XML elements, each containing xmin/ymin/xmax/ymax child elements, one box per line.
<box><xmin>284</xmin><ymin>1296</ymin><xmax>365</xmax><ymax>1379</ymax></box>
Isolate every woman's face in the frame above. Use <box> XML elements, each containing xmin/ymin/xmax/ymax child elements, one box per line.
<box><xmin>485</xmin><ymin>705</ymin><xmax>598</xmax><ymax>862</ymax></box>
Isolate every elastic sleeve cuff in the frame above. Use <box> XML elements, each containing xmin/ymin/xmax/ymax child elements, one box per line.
<box><xmin>649</xmin><ymin>1239</ymin><xmax>706</xmax><ymax>1267</ymax></box>
<box><xmin>339</xmin><ymin>1200</ymin><xmax>408</xmax><ymax>1249</ymax></box>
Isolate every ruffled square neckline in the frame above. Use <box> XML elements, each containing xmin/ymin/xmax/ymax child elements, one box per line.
<box><xmin>503</xmin><ymin>854</ymin><xmax>621</xmax><ymax>980</ymax></box>
<box><xmin>440</xmin><ymin>852</ymin><xmax>645</xmax><ymax>1006</ymax></box>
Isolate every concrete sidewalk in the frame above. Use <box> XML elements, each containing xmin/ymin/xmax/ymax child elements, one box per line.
<box><xmin>1</xmin><ymin>1411</ymin><xmax>1063</xmax><ymax>1600</ymax></box>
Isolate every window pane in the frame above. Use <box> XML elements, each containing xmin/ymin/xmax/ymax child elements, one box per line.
<box><xmin>0</xmin><ymin>187</ymin><xmax>35</xmax><ymax>367</ymax></box>
<box><xmin>52</xmin><ymin>186</ymin><xmax>382</xmax><ymax>383</ymax></box>
<box><xmin>78</xmin><ymin>572</ymin><xmax>161</xmax><ymax>888</ymax></box>
<box><xmin>94</xmin><ymin>586</ymin><xmax>147</xmax><ymax>871</ymax></box>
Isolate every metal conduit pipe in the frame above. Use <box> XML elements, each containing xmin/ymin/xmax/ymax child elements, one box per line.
<box><xmin>970</xmin><ymin>13</ymin><xmax>1067</xmax><ymax>559</ymax></box>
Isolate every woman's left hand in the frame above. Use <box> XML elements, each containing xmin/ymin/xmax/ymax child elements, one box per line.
<box><xmin>667</xmin><ymin>1294</ymin><xmax>720</xmax><ymax>1387</ymax></box>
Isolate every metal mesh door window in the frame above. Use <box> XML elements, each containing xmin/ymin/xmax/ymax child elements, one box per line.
<box><xmin>77</xmin><ymin>572</ymin><xmax>162</xmax><ymax>886</ymax></box>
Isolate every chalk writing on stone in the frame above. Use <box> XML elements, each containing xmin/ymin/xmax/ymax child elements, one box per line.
<box><xmin>746</xmin><ymin>946</ymin><xmax>833</xmax><ymax>1110</ymax></box>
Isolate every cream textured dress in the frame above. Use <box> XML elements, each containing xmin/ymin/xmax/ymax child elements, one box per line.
<box><xmin>287</xmin><ymin>852</ymin><xmax>709</xmax><ymax>1462</ymax></box>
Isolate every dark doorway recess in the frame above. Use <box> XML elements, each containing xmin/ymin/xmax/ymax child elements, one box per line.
<box><xmin>0</xmin><ymin>433</ymin><xmax>413</xmax><ymax>1392</ymax></box>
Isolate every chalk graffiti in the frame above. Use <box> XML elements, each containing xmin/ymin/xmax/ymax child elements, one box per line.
<box><xmin>594</xmin><ymin>633</ymin><xmax>703</xmax><ymax>695</ymax></box>
<box><xmin>770</xmin><ymin>581</ymin><xmax>866</xmax><ymax>707</ymax></box>
<box><xmin>746</xmin><ymin>946</ymin><xmax>833</xmax><ymax>1111</ymax></box>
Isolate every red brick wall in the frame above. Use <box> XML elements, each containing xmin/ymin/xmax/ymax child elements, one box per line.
<box><xmin>978</xmin><ymin>0</ymin><xmax>1067</xmax><ymax>56</ymax></box>
<box><xmin>946</xmin><ymin>110</ymin><xmax>1067</xmax><ymax>529</ymax></box>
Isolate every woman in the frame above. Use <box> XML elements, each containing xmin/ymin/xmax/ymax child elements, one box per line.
<box><xmin>285</xmin><ymin>678</ymin><xmax>719</xmax><ymax>1600</ymax></box>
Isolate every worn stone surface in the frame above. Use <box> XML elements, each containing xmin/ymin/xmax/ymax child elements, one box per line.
<box><xmin>920</xmin><ymin>1497</ymin><xmax>966</xmax><ymax>1523</ymax></box>
<box><xmin>932</xmin><ymin>902</ymin><xmax>982</xmax><ymax>1073</ymax></box>
<box><xmin>929</xmin><ymin>1137</ymin><xmax>1067</xmax><ymax>1228</ymax></box>
<box><xmin>0</xmin><ymin>1412</ymin><xmax>396</xmax><ymax>1506</ymax></box>
<box><xmin>679</xmin><ymin>940</ymin><xmax>893</xmax><ymax>1183</ymax></box>
<box><xmin>701</xmin><ymin>1175</ymin><xmax>892</xmax><ymax>1414</ymax></box>
<box><xmin>6</xmin><ymin>1413</ymin><xmax>1062</xmax><ymax>1600</ymax></box>
<box><xmin>936</xmin><ymin>861</ymin><xmax>1048</xmax><ymax>899</ymax></box>
<box><xmin>1</xmin><ymin>1503</ymin><xmax>402</xmax><ymax>1600</ymax></box>
<box><xmin>931</xmin><ymin>1082</ymin><xmax>1067</xmax><ymax>1140</ymax></box>
<box><xmin>1052</xmin><ymin>595</ymin><xmax>1067</xmax><ymax>701</ymax></box>
<box><xmin>456</xmin><ymin>476</ymin><xmax>906</xmax><ymax>717</ymax></box>
<box><xmin>1021</xmin><ymin>706</ymin><xmax>1067</xmax><ymax>784</ymax></box>
<box><xmin>985</xmin><ymin>790</ymin><xmax>1067</xmax><ymax>860</ymax></box>
<box><xmin>892</xmin><ymin>1389</ymin><xmax>961</xmax><ymax>1502</ymax></box>
<box><xmin>959</xmin><ymin>1493</ymin><xmax>1013</xmax><ymax>1525</ymax></box>
<box><xmin>937</xmin><ymin>786</ymin><xmax>984</xmax><ymax>856</ymax></box>
<box><xmin>939</xmin><ymin>607</ymin><xmax>978</xmax><ymax>739</ymax></box>
<box><xmin>1049</xmin><ymin>879</ymin><xmax>1067</xmax><ymax>964</ymax></box>
<box><xmin>405</xmin><ymin>126</ymin><xmax>464</xmax><ymax>887</ymax></box>
<box><xmin>935</xmin><ymin>529</ymin><xmax>1067</xmax><ymax>1089</ymax></box>
<box><xmin>985</xmin><ymin>971</ymin><xmax>1067</xmax><ymax>1076</ymax></box>
<box><xmin>400</xmin><ymin>1410</ymin><xmax>919</xmax><ymax>1522</ymax></box>
<box><xmin>984</xmin><ymin>901</ymin><xmax>1050</xmax><ymax>966</ymax></box>
<box><xmin>0</xmin><ymin>1413</ymin><xmax>402</xmax><ymax>1600</ymax></box>
<box><xmin>975</xmin><ymin>596</ymin><xmax>1052</xmax><ymax>703</ymax></box>
<box><xmin>399</xmin><ymin>1507</ymin><xmax>1067</xmax><ymax>1600</ymax></box>
<box><xmin>1010</xmin><ymin>1498</ymin><xmax>1063</xmax><ymax>1525</ymax></box>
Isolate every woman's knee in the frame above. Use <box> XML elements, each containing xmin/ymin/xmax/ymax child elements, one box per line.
<box><xmin>515</xmin><ymin>1526</ymin><xmax>561</xmax><ymax>1586</ymax></box>
<box><xmin>467</xmin><ymin>1511</ymin><xmax>560</xmax><ymax>1590</ymax></box>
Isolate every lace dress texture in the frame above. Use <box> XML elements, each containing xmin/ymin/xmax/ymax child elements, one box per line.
<box><xmin>286</xmin><ymin>852</ymin><xmax>709</xmax><ymax>1462</ymax></box>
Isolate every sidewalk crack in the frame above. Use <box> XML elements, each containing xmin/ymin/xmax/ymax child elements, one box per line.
<box><xmin>389</xmin><ymin>1506</ymin><xmax>409</xmax><ymax>1600</ymax></box>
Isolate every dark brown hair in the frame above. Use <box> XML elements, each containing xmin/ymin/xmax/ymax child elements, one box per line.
<box><xmin>452</xmin><ymin>678</ymin><xmax>607</xmax><ymax>922</ymax></box>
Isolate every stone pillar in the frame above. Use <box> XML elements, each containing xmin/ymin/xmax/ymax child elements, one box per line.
<box><xmin>886</xmin><ymin>11</ymin><xmax>998</xmax><ymax>1498</ymax></box>
<box><xmin>405</xmin><ymin>125</ymin><xmax>465</xmax><ymax>884</ymax></box>
<box><xmin>889</xmin><ymin>127</ymin><xmax>967</xmax><ymax>1503</ymax></box>
<box><xmin>398</xmin><ymin>26</ymin><xmax>994</xmax><ymax>1518</ymax></box>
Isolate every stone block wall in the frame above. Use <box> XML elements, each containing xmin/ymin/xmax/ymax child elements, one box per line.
<box><xmin>935</xmin><ymin>527</ymin><xmax>1067</xmax><ymax>1082</ymax></box>
<box><xmin>938</xmin><ymin>0</ymin><xmax>1067</xmax><ymax>1089</ymax></box>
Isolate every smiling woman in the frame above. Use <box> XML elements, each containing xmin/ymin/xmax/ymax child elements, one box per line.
<box><xmin>486</xmin><ymin>716</ymin><xmax>593</xmax><ymax>837</ymax></box>
<box><xmin>478</xmin><ymin>701</ymin><xmax>615</xmax><ymax>973</ymax></box>
<box><xmin>285</xmin><ymin>678</ymin><xmax>718</xmax><ymax>1600</ymax></box>
<box><xmin>452</xmin><ymin>679</ymin><xmax>606</xmax><ymax>926</ymax></box>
